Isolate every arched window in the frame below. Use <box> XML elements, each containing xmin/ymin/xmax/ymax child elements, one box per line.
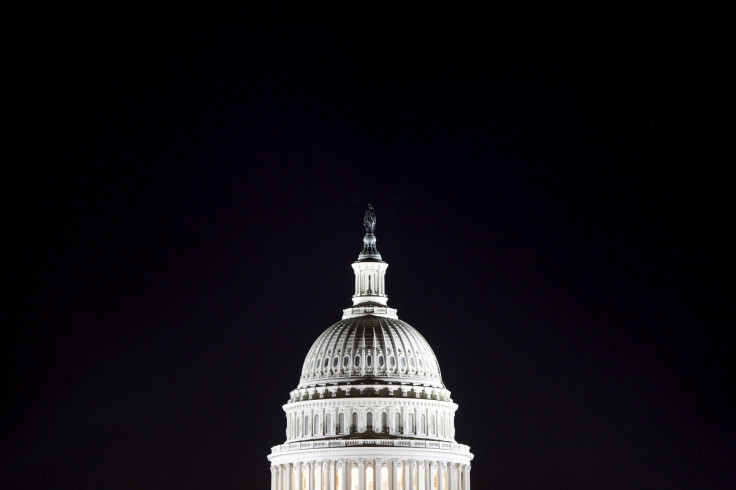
<box><xmin>314</xmin><ymin>413</ymin><xmax>320</xmax><ymax>436</ymax></box>
<box><xmin>297</xmin><ymin>416</ymin><xmax>302</xmax><ymax>437</ymax></box>
<box><xmin>338</xmin><ymin>413</ymin><xmax>345</xmax><ymax>433</ymax></box>
<box><xmin>420</xmin><ymin>414</ymin><xmax>426</xmax><ymax>435</ymax></box>
<box><xmin>304</xmin><ymin>414</ymin><xmax>310</xmax><ymax>436</ymax></box>
<box><xmin>394</xmin><ymin>412</ymin><xmax>401</xmax><ymax>433</ymax></box>
<box><xmin>351</xmin><ymin>412</ymin><xmax>358</xmax><ymax>432</ymax></box>
<box><xmin>366</xmin><ymin>412</ymin><xmax>373</xmax><ymax>431</ymax></box>
<box><xmin>326</xmin><ymin>413</ymin><xmax>332</xmax><ymax>434</ymax></box>
<box><xmin>407</xmin><ymin>413</ymin><xmax>414</xmax><ymax>434</ymax></box>
<box><xmin>431</xmin><ymin>414</ymin><xmax>436</xmax><ymax>435</ymax></box>
<box><xmin>366</xmin><ymin>465</ymin><xmax>374</xmax><ymax>490</ymax></box>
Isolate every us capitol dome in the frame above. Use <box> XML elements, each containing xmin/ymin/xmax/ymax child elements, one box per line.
<box><xmin>268</xmin><ymin>205</ymin><xmax>473</xmax><ymax>490</ymax></box>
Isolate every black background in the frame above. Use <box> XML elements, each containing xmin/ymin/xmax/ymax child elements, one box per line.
<box><xmin>5</xmin><ymin>9</ymin><xmax>733</xmax><ymax>489</ymax></box>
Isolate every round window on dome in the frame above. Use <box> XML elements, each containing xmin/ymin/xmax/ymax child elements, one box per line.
<box><xmin>366</xmin><ymin>355</ymin><xmax>372</xmax><ymax>367</ymax></box>
<box><xmin>400</xmin><ymin>357</ymin><xmax>406</xmax><ymax>368</ymax></box>
<box><xmin>389</xmin><ymin>356</ymin><xmax>396</xmax><ymax>367</ymax></box>
<box><xmin>378</xmin><ymin>356</ymin><xmax>384</xmax><ymax>367</ymax></box>
<box><xmin>343</xmin><ymin>356</ymin><xmax>349</xmax><ymax>367</ymax></box>
<box><xmin>333</xmin><ymin>357</ymin><xmax>339</xmax><ymax>368</ymax></box>
<box><xmin>410</xmin><ymin>357</ymin><xmax>415</xmax><ymax>368</ymax></box>
<box><xmin>323</xmin><ymin>358</ymin><xmax>329</xmax><ymax>368</ymax></box>
<box><xmin>354</xmin><ymin>355</ymin><xmax>360</xmax><ymax>367</ymax></box>
<box><xmin>418</xmin><ymin>358</ymin><xmax>423</xmax><ymax>368</ymax></box>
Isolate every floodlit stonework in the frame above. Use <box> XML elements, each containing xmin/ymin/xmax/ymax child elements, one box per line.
<box><xmin>268</xmin><ymin>205</ymin><xmax>473</xmax><ymax>490</ymax></box>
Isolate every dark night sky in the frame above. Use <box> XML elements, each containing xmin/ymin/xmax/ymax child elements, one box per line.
<box><xmin>5</xmin><ymin>10</ymin><xmax>733</xmax><ymax>489</ymax></box>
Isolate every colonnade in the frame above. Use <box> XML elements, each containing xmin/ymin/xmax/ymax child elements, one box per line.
<box><xmin>271</xmin><ymin>459</ymin><xmax>470</xmax><ymax>490</ymax></box>
<box><xmin>287</xmin><ymin>407</ymin><xmax>454</xmax><ymax>440</ymax></box>
<box><xmin>355</xmin><ymin>267</ymin><xmax>386</xmax><ymax>296</ymax></box>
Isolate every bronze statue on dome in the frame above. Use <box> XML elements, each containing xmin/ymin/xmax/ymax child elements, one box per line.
<box><xmin>363</xmin><ymin>204</ymin><xmax>376</xmax><ymax>233</ymax></box>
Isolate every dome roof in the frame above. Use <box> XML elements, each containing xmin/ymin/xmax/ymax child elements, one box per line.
<box><xmin>297</xmin><ymin>315</ymin><xmax>444</xmax><ymax>389</ymax></box>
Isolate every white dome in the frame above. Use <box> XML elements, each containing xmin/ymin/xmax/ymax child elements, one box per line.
<box><xmin>298</xmin><ymin>316</ymin><xmax>444</xmax><ymax>389</ymax></box>
<box><xmin>269</xmin><ymin>206</ymin><xmax>472</xmax><ymax>490</ymax></box>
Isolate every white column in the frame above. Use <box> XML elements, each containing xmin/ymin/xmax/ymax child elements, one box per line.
<box><xmin>424</xmin><ymin>462</ymin><xmax>431</xmax><ymax>490</ymax></box>
<box><xmin>358</xmin><ymin>459</ymin><xmax>365</xmax><ymax>490</ymax></box>
<box><xmin>437</xmin><ymin>462</ymin><xmax>444</xmax><ymax>490</ymax></box>
<box><xmin>340</xmin><ymin>460</ymin><xmax>347</xmax><ymax>490</ymax></box>
<box><xmin>392</xmin><ymin>460</ymin><xmax>399</xmax><ymax>490</ymax></box>
<box><xmin>309</xmin><ymin>461</ymin><xmax>315</xmax><ymax>490</ymax></box>
<box><xmin>329</xmin><ymin>461</ymin><xmax>336</xmax><ymax>490</ymax></box>
<box><xmin>375</xmin><ymin>459</ymin><xmax>382</xmax><ymax>490</ymax></box>
<box><xmin>404</xmin><ymin>460</ymin><xmax>411</xmax><ymax>490</ymax></box>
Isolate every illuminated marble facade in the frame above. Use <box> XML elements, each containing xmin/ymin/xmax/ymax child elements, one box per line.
<box><xmin>268</xmin><ymin>206</ymin><xmax>473</xmax><ymax>490</ymax></box>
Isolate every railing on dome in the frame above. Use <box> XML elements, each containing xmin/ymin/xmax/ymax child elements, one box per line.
<box><xmin>271</xmin><ymin>439</ymin><xmax>471</xmax><ymax>455</ymax></box>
